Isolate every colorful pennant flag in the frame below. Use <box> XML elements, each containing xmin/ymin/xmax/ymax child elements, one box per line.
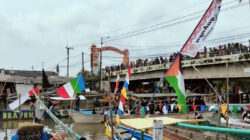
<box><xmin>165</xmin><ymin>56</ymin><xmax>187</xmax><ymax>115</ymax></box>
<box><xmin>57</xmin><ymin>74</ymin><xmax>85</xmax><ymax>98</ymax></box>
<box><xmin>232</xmin><ymin>105</ymin><xmax>238</xmax><ymax>115</ymax></box>
<box><xmin>201</xmin><ymin>105</ymin><xmax>206</xmax><ymax>113</ymax></box>
<box><xmin>177</xmin><ymin>104</ymin><xmax>182</xmax><ymax>112</ymax></box>
<box><xmin>105</xmin><ymin>122</ymin><xmax>112</xmax><ymax>138</ymax></box>
<box><xmin>221</xmin><ymin>105</ymin><xmax>227</xmax><ymax>116</ymax></box>
<box><xmin>181</xmin><ymin>0</ymin><xmax>222</xmax><ymax>57</ymax></box>
<box><xmin>116</xmin><ymin>65</ymin><xmax>131</xmax><ymax>124</ymax></box>
<box><xmin>247</xmin><ymin>105</ymin><xmax>250</xmax><ymax>111</ymax></box>
<box><xmin>114</xmin><ymin>72</ymin><xmax>120</xmax><ymax>94</ymax></box>
<box><xmin>193</xmin><ymin>105</ymin><xmax>197</xmax><ymax>112</ymax></box>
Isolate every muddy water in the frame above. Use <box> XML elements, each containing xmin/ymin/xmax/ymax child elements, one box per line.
<box><xmin>0</xmin><ymin>118</ymin><xmax>108</xmax><ymax>140</ymax></box>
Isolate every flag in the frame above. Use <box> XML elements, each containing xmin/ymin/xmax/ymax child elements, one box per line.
<box><xmin>9</xmin><ymin>87</ymin><xmax>39</xmax><ymax>110</ymax></box>
<box><xmin>29</xmin><ymin>87</ymin><xmax>39</xmax><ymax>96</ymax></box>
<box><xmin>105</xmin><ymin>122</ymin><xmax>112</xmax><ymax>138</ymax></box>
<box><xmin>177</xmin><ymin>104</ymin><xmax>182</xmax><ymax>112</ymax></box>
<box><xmin>232</xmin><ymin>105</ymin><xmax>238</xmax><ymax>115</ymax></box>
<box><xmin>247</xmin><ymin>105</ymin><xmax>250</xmax><ymax>111</ymax></box>
<box><xmin>42</xmin><ymin>69</ymin><xmax>51</xmax><ymax>89</ymax></box>
<box><xmin>116</xmin><ymin>65</ymin><xmax>131</xmax><ymax>124</ymax></box>
<box><xmin>114</xmin><ymin>72</ymin><xmax>120</xmax><ymax>94</ymax></box>
<box><xmin>201</xmin><ymin>105</ymin><xmax>206</xmax><ymax>112</ymax></box>
<box><xmin>165</xmin><ymin>56</ymin><xmax>187</xmax><ymax>114</ymax></box>
<box><xmin>193</xmin><ymin>105</ymin><xmax>197</xmax><ymax>112</ymax></box>
<box><xmin>221</xmin><ymin>105</ymin><xmax>227</xmax><ymax>116</ymax></box>
<box><xmin>57</xmin><ymin>74</ymin><xmax>85</xmax><ymax>98</ymax></box>
<box><xmin>181</xmin><ymin>0</ymin><xmax>222</xmax><ymax>57</ymax></box>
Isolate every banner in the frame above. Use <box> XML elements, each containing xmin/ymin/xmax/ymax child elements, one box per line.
<box><xmin>181</xmin><ymin>0</ymin><xmax>222</xmax><ymax>57</ymax></box>
<box><xmin>91</xmin><ymin>45</ymin><xmax>99</xmax><ymax>75</ymax></box>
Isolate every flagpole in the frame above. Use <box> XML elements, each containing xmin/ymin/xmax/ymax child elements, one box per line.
<box><xmin>225</xmin><ymin>61</ymin><xmax>229</xmax><ymax>140</ymax></box>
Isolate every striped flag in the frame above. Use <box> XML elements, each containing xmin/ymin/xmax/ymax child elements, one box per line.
<box><xmin>57</xmin><ymin>74</ymin><xmax>85</xmax><ymax>98</ymax></box>
<box><xmin>116</xmin><ymin>65</ymin><xmax>131</xmax><ymax>124</ymax></box>
<box><xmin>165</xmin><ymin>56</ymin><xmax>187</xmax><ymax>114</ymax></box>
<box><xmin>114</xmin><ymin>72</ymin><xmax>120</xmax><ymax>94</ymax></box>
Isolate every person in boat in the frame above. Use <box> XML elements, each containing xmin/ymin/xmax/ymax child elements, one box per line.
<box><xmin>162</xmin><ymin>101</ymin><xmax>168</xmax><ymax>115</ymax></box>
<box><xmin>92</xmin><ymin>109</ymin><xmax>97</xmax><ymax>114</ymax></box>
<box><xmin>100</xmin><ymin>108</ymin><xmax>105</xmax><ymax>115</ymax></box>
<box><xmin>11</xmin><ymin>122</ymin><xmax>69</xmax><ymax>140</ymax></box>
<box><xmin>75</xmin><ymin>94</ymin><xmax>80</xmax><ymax>111</ymax></box>
<box><xmin>195</xmin><ymin>111</ymin><xmax>203</xmax><ymax>119</ymax></box>
<box><xmin>242</xmin><ymin>107</ymin><xmax>250</xmax><ymax>122</ymax></box>
<box><xmin>30</xmin><ymin>95</ymin><xmax>37</xmax><ymax>110</ymax></box>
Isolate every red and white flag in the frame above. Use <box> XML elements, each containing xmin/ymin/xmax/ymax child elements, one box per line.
<box><xmin>114</xmin><ymin>72</ymin><xmax>120</xmax><ymax>94</ymax></box>
<box><xmin>181</xmin><ymin>0</ymin><xmax>222</xmax><ymax>57</ymax></box>
<box><xmin>29</xmin><ymin>87</ymin><xmax>39</xmax><ymax>96</ymax></box>
<box><xmin>9</xmin><ymin>87</ymin><xmax>39</xmax><ymax>110</ymax></box>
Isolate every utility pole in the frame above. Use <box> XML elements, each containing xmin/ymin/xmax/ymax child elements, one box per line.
<box><xmin>100</xmin><ymin>37</ymin><xmax>103</xmax><ymax>92</ymax></box>
<box><xmin>100</xmin><ymin>36</ymin><xmax>110</xmax><ymax>92</ymax></box>
<box><xmin>82</xmin><ymin>52</ymin><xmax>85</xmax><ymax>80</ymax></box>
<box><xmin>66</xmin><ymin>42</ymin><xmax>73</xmax><ymax>77</ymax></box>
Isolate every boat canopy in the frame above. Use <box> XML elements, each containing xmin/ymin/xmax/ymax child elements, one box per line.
<box><xmin>120</xmin><ymin>116</ymin><xmax>206</xmax><ymax>129</ymax></box>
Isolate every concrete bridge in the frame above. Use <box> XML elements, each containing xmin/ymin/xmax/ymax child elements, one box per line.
<box><xmin>103</xmin><ymin>52</ymin><xmax>250</xmax><ymax>94</ymax></box>
<box><xmin>106</xmin><ymin>52</ymin><xmax>250</xmax><ymax>81</ymax></box>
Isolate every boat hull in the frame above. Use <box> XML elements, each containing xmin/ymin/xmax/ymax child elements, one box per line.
<box><xmin>68</xmin><ymin>110</ymin><xmax>105</xmax><ymax>123</ymax></box>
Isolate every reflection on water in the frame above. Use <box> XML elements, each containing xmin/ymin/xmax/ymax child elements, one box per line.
<box><xmin>0</xmin><ymin>118</ymin><xmax>108</xmax><ymax>140</ymax></box>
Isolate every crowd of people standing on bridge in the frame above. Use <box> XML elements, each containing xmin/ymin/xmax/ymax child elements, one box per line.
<box><xmin>107</xmin><ymin>40</ymin><xmax>250</xmax><ymax>72</ymax></box>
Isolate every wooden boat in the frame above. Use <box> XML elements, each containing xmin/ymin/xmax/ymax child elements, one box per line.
<box><xmin>68</xmin><ymin>110</ymin><xmax>115</xmax><ymax>123</ymax></box>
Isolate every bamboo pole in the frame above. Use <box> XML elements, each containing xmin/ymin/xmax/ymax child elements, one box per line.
<box><xmin>108</xmin><ymin>69</ymin><xmax>114</xmax><ymax>140</ymax></box>
<box><xmin>226</xmin><ymin>62</ymin><xmax>229</xmax><ymax>140</ymax></box>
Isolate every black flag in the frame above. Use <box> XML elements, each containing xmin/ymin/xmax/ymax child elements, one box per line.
<box><xmin>42</xmin><ymin>69</ymin><xmax>51</xmax><ymax>90</ymax></box>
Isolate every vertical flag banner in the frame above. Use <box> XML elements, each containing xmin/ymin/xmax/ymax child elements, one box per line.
<box><xmin>181</xmin><ymin>0</ymin><xmax>222</xmax><ymax>57</ymax></box>
<box><xmin>57</xmin><ymin>74</ymin><xmax>85</xmax><ymax>98</ymax></box>
<box><xmin>165</xmin><ymin>56</ymin><xmax>187</xmax><ymax>114</ymax></box>
<box><xmin>114</xmin><ymin>72</ymin><xmax>120</xmax><ymax>94</ymax></box>
<box><xmin>116</xmin><ymin>65</ymin><xmax>131</xmax><ymax>124</ymax></box>
<box><xmin>91</xmin><ymin>44</ymin><xmax>99</xmax><ymax>75</ymax></box>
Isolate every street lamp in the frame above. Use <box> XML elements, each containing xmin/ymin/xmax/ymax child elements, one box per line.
<box><xmin>100</xmin><ymin>36</ymin><xmax>110</xmax><ymax>93</ymax></box>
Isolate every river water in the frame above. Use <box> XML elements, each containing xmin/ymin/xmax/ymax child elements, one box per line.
<box><xmin>0</xmin><ymin>118</ymin><xmax>108</xmax><ymax>140</ymax></box>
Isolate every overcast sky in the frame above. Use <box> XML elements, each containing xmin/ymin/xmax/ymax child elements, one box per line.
<box><xmin>0</xmin><ymin>0</ymin><xmax>249</xmax><ymax>77</ymax></box>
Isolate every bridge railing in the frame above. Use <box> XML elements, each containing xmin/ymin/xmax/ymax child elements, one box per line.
<box><xmin>107</xmin><ymin>52</ymin><xmax>250</xmax><ymax>77</ymax></box>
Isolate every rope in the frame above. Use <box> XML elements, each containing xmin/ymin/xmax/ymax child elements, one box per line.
<box><xmin>33</xmin><ymin>93</ymin><xmax>81</xmax><ymax>140</ymax></box>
